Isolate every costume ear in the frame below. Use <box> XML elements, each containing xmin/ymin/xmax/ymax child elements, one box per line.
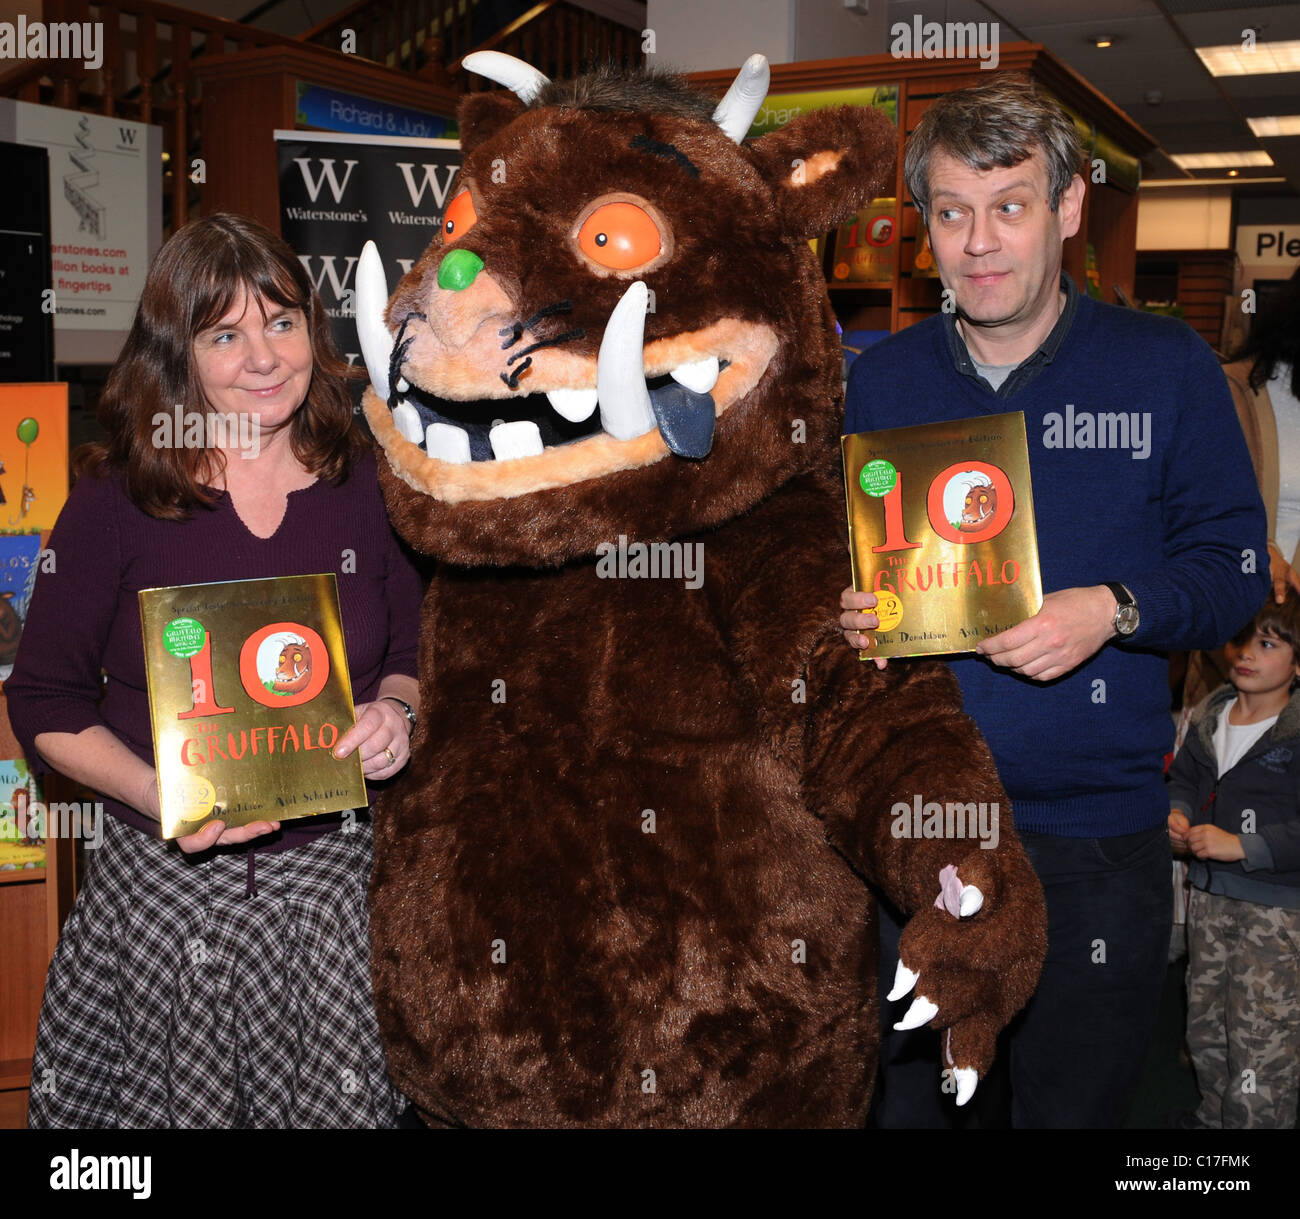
<box><xmin>457</xmin><ymin>91</ymin><xmax>527</xmax><ymax>158</ymax></box>
<box><xmin>744</xmin><ymin>106</ymin><xmax>898</xmax><ymax>241</ymax></box>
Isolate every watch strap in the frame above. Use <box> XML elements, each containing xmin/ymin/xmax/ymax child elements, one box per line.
<box><xmin>382</xmin><ymin>695</ymin><xmax>417</xmax><ymax>733</ymax></box>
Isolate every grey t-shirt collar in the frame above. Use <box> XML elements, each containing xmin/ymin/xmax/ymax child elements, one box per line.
<box><xmin>942</xmin><ymin>272</ymin><xmax>1080</xmax><ymax>398</ymax></box>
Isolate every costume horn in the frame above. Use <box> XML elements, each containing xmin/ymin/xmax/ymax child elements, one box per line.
<box><xmin>711</xmin><ymin>54</ymin><xmax>770</xmax><ymax>144</ymax></box>
<box><xmin>462</xmin><ymin>50</ymin><xmax>550</xmax><ymax>104</ymax></box>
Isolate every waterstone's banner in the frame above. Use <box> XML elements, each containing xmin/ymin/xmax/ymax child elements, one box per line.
<box><xmin>0</xmin><ymin>99</ymin><xmax>162</xmax><ymax>364</ymax></box>
<box><xmin>275</xmin><ymin>130</ymin><xmax>461</xmax><ymax>396</ymax></box>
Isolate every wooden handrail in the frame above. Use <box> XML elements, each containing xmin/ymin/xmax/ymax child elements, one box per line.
<box><xmin>449</xmin><ymin>1</ymin><xmax>644</xmax><ymax>89</ymax></box>
<box><xmin>300</xmin><ymin>0</ymin><xmax>480</xmax><ymax>73</ymax></box>
<box><xmin>451</xmin><ymin>1</ymin><xmax>555</xmax><ymax>66</ymax></box>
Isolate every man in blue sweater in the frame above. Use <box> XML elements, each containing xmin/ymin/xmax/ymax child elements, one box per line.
<box><xmin>839</xmin><ymin>75</ymin><xmax>1269</xmax><ymax>1128</ymax></box>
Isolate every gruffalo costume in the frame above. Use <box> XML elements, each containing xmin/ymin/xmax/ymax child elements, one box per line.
<box><xmin>357</xmin><ymin>50</ymin><xmax>1046</xmax><ymax>1127</ymax></box>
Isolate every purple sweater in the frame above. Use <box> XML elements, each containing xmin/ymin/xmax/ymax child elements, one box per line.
<box><xmin>5</xmin><ymin>447</ymin><xmax>423</xmax><ymax>856</ymax></box>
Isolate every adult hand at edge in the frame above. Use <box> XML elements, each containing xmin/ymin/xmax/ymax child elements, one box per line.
<box><xmin>976</xmin><ymin>585</ymin><xmax>1116</xmax><ymax>681</ymax></box>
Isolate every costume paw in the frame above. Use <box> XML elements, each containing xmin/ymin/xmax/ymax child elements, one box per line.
<box><xmin>888</xmin><ymin>849</ymin><xmax>1047</xmax><ymax>1098</ymax></box>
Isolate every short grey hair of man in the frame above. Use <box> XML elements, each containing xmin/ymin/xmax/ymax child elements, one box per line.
<box><xmin>904</xmin><ymin>75</ymin><xmax>1086</xmax><ymax>221</ymax></box>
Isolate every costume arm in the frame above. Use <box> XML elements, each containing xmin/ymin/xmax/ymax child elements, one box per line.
<box><xmin>800</xmin><ymin>628</ymin><xmax>1046</xmax><ymax>1084</ymax></box>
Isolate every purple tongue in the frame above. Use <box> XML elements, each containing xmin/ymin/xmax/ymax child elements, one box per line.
<box><xmin>647</xmin><ymin>381</ymin><xmax>715</xmax><ymax>459</ymax></box>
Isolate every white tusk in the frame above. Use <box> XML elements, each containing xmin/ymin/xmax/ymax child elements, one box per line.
<box><xmin>711</xmin><ymin>53</ymin><xmax>769</xmax><ymax>144</ymax></box>
<box><xmin>356</xmin><ymin>241</ymin><xmax>392</xmax><ymax>402</ymax></box>
<box><xmin>596</xmin><ymin>281</ymin><xmax>657</xmax><ymax>442</ymax></box>
<box><xmin>462</xmin><ymin>50</ymin><xmax>550</xmax><ymax>105</ymax></box>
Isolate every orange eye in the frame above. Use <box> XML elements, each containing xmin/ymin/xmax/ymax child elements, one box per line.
<box><xmin>443</xmin><ymin>190</ymin><xmax>478</xmax><ymax>242</ymax></box>
<box><xmin>577</xmin><ymin>202</ymin><xmax>661</xmax><ymax>269</ymax></box>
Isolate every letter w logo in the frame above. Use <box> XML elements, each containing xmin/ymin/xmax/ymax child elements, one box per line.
<box><xmin>293</xmin><ymin>158</ymin><xmax>359</xmax><ymax>204</ymax></box>
<box><xmin>395</xmin><ymin>162</ymin><xmax>458</xmax><ymax>209</ymax></box>
<box><xmin>119</xmin><ymin>128</ymin><xmax>137</xmax><ymax>145</ymax></box>
<box><xmin>297</xmin><ymin>254</ymin><xmax>357</xmax><ymax>300</ymax></box>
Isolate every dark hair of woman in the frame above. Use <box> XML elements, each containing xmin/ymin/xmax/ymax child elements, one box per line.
<box><xmin>1233</xmin><ymin>263</ymin><xmax>1300</xmax><ymax>400</ymax></box>
<box><xmin>75</xmin><ymin>212</ymin><xmax>365</xmax><ymax>519</ymax></box>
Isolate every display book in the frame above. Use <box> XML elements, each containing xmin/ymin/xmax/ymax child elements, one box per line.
<box><xmin>841</xmin><ymin>411</ymin><xmax>1043</xmax><ymax>658</ymax></box>
<box><xmin>139</xmin><ymin>573</ymin><xmax>367</xmax><ymax>839</ymax></box>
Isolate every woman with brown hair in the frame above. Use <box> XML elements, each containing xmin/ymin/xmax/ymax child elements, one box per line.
<box><xmin>6</xmin><ymin>212</ymin><xmax>422</xmax><ymax>1128</ymax></box>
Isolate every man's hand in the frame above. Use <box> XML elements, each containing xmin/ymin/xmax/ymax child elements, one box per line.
<box><xmin>1268</xmin><ymin>543</ymin><xmax>1300</xmax><ymax>605</ymax></box>
<box><xmin>976</xmin><ymin>585</ymin><xmax>1117</xmax><ymax>681</ymax></box>
<box><xmin>1186</xmin><ymin>823</ymin><xmax>1245</xmax><ymax>862</ymax></box>
<box><xmin>838</xmin><ymin>587</ymin><xmax>887</xmax><ymax>670</ymax></box>
<box><xmin>1168</xmin><ymin>810</ymin><xmax>1191</xmax><ymax>855</ymax></box>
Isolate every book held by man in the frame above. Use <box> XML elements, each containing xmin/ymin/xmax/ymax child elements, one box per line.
<box><xmin>139</xmin><ymin>573</ymin><xmax>367</xmax><ymax>838</ymax></box>
<box><xmin>842</xmin><ymin>412</ymin><xmax>1043</xmax><ymax>658</ymax></box>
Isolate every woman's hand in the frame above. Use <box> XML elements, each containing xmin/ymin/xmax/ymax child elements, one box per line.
<box><xmin>333</xmin><ymin>698</ymin><xmax>413</xmax><ymax>780</ymax></box>
<box><xmin>1268</xmin><ymin>543</ymin><xmax>1300</xmax><ymax>604</ymax></box>
<box><xmin>176</xmin><ymin>819</ymin><xmax>282</xmax><ymax>855</ymax></box>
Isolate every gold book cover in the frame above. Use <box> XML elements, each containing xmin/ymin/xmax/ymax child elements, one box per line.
<box><xmin>139</xmin><ymin>573</ymin><xmax>367</xmax><ymax>838</ymax></box>
<box><xmin>842</xmin><ymin>412</ymin><xmax>1043</xmax><ymax>659</ymax></box>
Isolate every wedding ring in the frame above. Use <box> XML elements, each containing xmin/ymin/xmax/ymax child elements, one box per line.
<box><xmin>383</xmin><ymin>747</ymin><xmax>395</xmax><ymax>765</ymax></box>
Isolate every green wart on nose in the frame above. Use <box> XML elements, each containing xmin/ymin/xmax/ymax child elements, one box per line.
<box><xmin>437</xmin><ymin>248</ymin><xmax>484</xmax><ymax>291</ymax></box>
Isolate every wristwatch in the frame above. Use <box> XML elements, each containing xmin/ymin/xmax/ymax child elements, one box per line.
<box><xmin>382</xmin><ymin>696</ymin><xmax>417</xmax><ymax>734</ymax></box>
<box><xmin>1104</xmin><ymin>582</ymin><xmax>1139</xmax><ymax>637</ymax></box>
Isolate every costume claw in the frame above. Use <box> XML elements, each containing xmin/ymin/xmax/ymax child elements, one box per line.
<box><xmin>887</xmin><ymin>959</ymin><xmax>918</xmax><ymax>1002</ymax></box>
<box><xmin>893</xmin><ymin>995</ymin><xmax>938</xmax><ymax>1031</ymax></box>
<box><xmin>954</xmin><ymin>1067</ymin><xmax>979</xmax><ymax>1106</ymax></box>
<box><xmin>959</xmin><ymin>884</ymin><xmax>984</xmax><ymax>918</ymax></box>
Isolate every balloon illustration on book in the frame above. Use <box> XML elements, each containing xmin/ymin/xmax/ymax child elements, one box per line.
<box><xmin>7</xmin><ymin>416</ymin><xmax>39</xmax><ymax>526</ymax></box>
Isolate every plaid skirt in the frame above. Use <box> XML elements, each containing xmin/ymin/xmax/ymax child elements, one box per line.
<box><xmin>27</xmin><ymin>812</ymin><xmax>404</xmax><ymax>1129</ymax></box>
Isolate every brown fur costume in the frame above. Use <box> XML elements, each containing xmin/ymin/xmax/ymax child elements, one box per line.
<box><xmin>359</xmin><ymin>56</ymin><xmax>1046</xmax><ymax>1127</ymax></box>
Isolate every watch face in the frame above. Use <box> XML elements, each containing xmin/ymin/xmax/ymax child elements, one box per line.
<box><xmin>1116</xmin><ymin>605</ymin><xmax>1139</xmax><ymax>635</ymax></box>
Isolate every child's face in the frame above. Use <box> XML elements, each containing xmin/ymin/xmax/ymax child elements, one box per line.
<box><xmin>1227</xmin><ymin>629</ymin><xmax>1300</xmax><ymax>697</ymax></box>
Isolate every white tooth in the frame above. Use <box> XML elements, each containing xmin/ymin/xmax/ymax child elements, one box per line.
<box><xmin>597</xmin><ymin>281</ymin><xmax>657</xmax><ymax>441</ymax></box>
<box><xmin>356</xmin><ymin>241</ymin><xmax>393</xmax><ymax>402</ymax></box>
<box><xmin>396</xmin><ymin>376</ymin><xmax>409</xmax><ymax>393</ymax></box>
<box><xmin>392</xmin><ymin>400</ymin><xmax>423</xmax><ymax>445</ymax></box>
<box><xmin>669</xmin><ymin>356</ymin><xmax>719</xmax><ymax>394</ymax></box>
<box><xmin>547</xmin><ymin>387</ymin><xmax>598</xmax><ymax>423</ymax></box>
<box><xmin>425</xmin><ymin>422</ymin><xmax>471</xmax><ymax>464</ymax></box>
<box><xmin>490</xmin><ymin>420</ymin><xmax>544</xmax><ymax>461</ymax></box>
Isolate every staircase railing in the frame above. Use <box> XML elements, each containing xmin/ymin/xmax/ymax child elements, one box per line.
<box><xmin>451</xmin><ymin>1</ymin><xmax>645</xmax><ymax>89</ymax></box>
<box><xmin>299</xmin><ymin>0</ymin><xmax>478</xmax><ymax>79</ymax></box>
